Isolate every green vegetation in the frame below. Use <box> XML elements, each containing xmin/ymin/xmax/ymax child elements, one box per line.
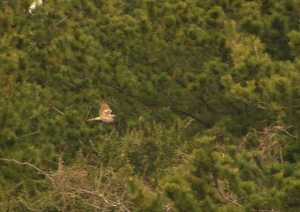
<box><xmin>1</xmin><ymin>0</ymin><xmax>300</xmax><ymax>211</ymax></box>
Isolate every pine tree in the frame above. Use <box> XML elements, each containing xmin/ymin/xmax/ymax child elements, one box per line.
<box><xmin>1</xmin><ymin>0</ymin><xmax>300</xmax><ymax>211</ymax></box>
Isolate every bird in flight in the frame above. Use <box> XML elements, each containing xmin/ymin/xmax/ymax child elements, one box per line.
<box><xmin>87</xmin><ymin>101</ymin><xmax>116</xmax><ymax>122</ymax></box>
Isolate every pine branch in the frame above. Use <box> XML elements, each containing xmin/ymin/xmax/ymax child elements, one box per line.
<box><xmin>165</xmin><ymin>48</ymin><xmax>187</xmax><ymax>72</ymax></box>
<box><xmin>214</xmin><ymin>173</ymin><xmax>243</xmax><ymax>208</ymax></box>
<box><xmin>85</xmin><ymin>107</ymin><xmax>92</xmax><ymax>122</ymax></box>
<box><xmin>43</xmin><ymin>99</ymin><xmax>64</xmax><ymax>115</ymax></box>
<box><xmin>18</xmin><ymin>198</ymin><xmax>40</xmax><ymax>212</ymax></box>
<box><xmin>178</xmin><ymin>110</ymin><xmax>207</xmax><ymax>125</ymax></box>
<box><xmin>0</xmin><ymin>158</ymin><xmax>49</xmax><ymax>177</ymax></box>
<box><xmin>18</xmin><ymin>131</ymin><xmax>41</xmax><ymax>138</ymax></box>
<box><xmin>28</xmin><ymin>15</ymin><xmax>70</xmax><ymax>53</ymax></box>
<box><xmin>52</xmin><ymin>14</ymin><xmax>70</xmax><ymax>29</ymax></box>
<box><xmin>64</xmin><ymin>81</ymin><xmax>78</xmax><ymax>89</ymax></box>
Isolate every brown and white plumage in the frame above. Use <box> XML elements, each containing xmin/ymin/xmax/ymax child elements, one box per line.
<box><xmin>87</xmin><ymin>101</ymin><xmax>116</xmax><ymax>122</ymax></box>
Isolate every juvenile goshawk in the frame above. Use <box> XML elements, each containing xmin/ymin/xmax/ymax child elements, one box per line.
<box><xmin>87</xmin><ymin>101</ymin><xmax>116</xmax><ymax>122</ymax></box>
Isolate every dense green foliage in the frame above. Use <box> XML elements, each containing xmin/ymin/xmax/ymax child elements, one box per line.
<box><xmin>1</xmin><ymin>0</ymin><xmax>300</xmax><ymax>211</ymax></box>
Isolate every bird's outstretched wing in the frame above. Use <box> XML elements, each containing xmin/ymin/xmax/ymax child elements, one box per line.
<box><xmin>99</xmin><ymin>101</ymin><xmax>112</xmax><ymax>117</ymax></box>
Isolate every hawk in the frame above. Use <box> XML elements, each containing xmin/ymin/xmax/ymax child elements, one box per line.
<box><xmin>87</xmin><ymin>101</ymin><xmax>116</xmax><ymax>122</ymax></box>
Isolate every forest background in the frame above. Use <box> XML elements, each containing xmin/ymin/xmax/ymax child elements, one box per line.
<box><xmin>1</xmin><ymin>0</ymin><xmax>300</xmax><ymax>211</ymax></box>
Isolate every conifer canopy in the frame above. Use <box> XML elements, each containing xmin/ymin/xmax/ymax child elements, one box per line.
<box><xmin>1</xmin><ymin>0</ymin><xmax>300</xmax><ymax>211</ymax></box>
